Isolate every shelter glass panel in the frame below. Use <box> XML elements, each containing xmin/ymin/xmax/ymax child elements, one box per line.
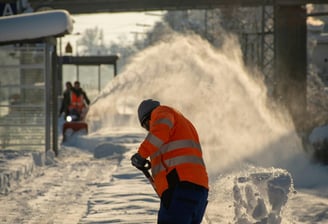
<box><xmin>0</xmin><ymin>45</ymin><xmax>46</xmax><ymax>150</ymax></box>
<box><xmin>62</xmin><ymin>64</ymin><xmax>115</xmax><ymax>101</ymax></box>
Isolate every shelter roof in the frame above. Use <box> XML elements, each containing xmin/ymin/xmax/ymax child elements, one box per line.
<box><xmin>0</xmin><ymin>10</ymin><xmax>73</xmax><ymax>44</ymax></box>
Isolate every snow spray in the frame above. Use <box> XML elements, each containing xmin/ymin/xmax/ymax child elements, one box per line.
<box><xmin>86</xmin><ymin>33</ymin><xmax>328</xmax><ymax>188</ymax></box>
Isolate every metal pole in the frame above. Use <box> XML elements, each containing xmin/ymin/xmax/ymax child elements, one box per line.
<box><xmin>45</xmin><ymin>42</ymin><xmax>51</xmax><ymax>153</ymax></box>
<box><xmin>98</xmin><ymin>64</ymin><xmax>101</xmax><ymax>93</ymax></box>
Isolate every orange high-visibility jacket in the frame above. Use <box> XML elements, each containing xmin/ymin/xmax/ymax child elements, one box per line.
<box><xmin>138</xmin><ymin>105</ymin><xmax>209</xmax><ymax>197</ymax></box>
<box><xmin>69</xmin><ymin>92</ymin><xmax>85</xmax><ymax>113</ymax></box>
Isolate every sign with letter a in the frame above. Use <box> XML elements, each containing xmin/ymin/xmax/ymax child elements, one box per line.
<box><xmin>0</xmin><ymin>3</ymin><xmax>17</xmax><ymax>16</ymax></box>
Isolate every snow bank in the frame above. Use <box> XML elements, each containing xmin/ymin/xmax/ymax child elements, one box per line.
<box><xmin>207</xmin><ymin>167</ymin><xmax>294</xmax><ymax>223</ymax></box>
<box><xmin>93</xmin><ymin>142</ymin><xmax>129</xmax><ymax>159</ymax></box>
<box><xmin>0</xmin><ymin>150</ymin><xmax>55</xmax><ymax>195</ymax></box>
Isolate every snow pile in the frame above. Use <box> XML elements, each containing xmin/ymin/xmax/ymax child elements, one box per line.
<box><xmin>93</xmin><ymin>142</ymin><xmax>129</xmax><ymax>159</ymax></box>
<box><xmin>0</xmin><ymin>150</ymin><xmax>54</xmax><ymax>195</ymax></box>
<box><xmin>309</xmin><ymin>125</ymin><xmax>328</xmax><ymax>145</ymax></box>
<box><xmin>206</xmin><ymin>167</ymin><xmax>294</xmax><ymax>223</ymax></box>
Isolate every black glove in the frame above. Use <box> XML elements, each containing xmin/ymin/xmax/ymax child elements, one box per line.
<box><xmin>131</xmin><ymin>153</ymin><xmax>147</xmax><ymax>170</ymax></box>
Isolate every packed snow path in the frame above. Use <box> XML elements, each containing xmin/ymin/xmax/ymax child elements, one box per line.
<box><xmin>79</xmin><ymin>144</ymin><xmax>159</xmax><ymax>223</ymax></box>
<box><xmin>0</xmin><ymin>132</ymin><xmax>161</xmax><ymax>224</ymax></box>
<box><xmin>0</xmin><ymin>147</ymin><xmax>119</xmax><ymax>223</ymax></box>
<box><xmin>1</xmin><ymin>131</ymin><xmax>328</xmax><ymax>223</ymax></box>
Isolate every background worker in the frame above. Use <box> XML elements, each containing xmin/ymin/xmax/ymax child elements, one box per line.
<box><xmin>131</xmin><ymin>99</ymin><xmax>209</xmax><ymax>224</ymax></box>
<box><xmin>68</xmin><ymin>81</ymin><xmax>90</xmax><ymax>121</ymax></box>
<box><xmin>72</xmin><ymin>81</ymin><xmax>90</xmax><ymax>106</ymax></box>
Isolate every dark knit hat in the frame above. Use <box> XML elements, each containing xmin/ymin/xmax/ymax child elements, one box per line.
<box><xmin>137</xmin><ymin>99</ymin><xmax>160</xmax><ymax>126</ymax></box>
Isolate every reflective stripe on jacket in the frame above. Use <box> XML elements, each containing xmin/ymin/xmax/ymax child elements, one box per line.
<box><xmin>138</xmin><ymin>105</ymin><xmax>209</xmax><ymax>197</ymax></box>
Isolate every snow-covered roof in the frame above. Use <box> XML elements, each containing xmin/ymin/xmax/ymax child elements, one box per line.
<box><xmin>0</xmin><ymin>10</ymin><xmax>73</xmax><ymax>44</ymax></box>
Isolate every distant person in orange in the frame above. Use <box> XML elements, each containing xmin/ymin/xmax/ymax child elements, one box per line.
<box><xmin>67</xmin><ymin>81</ymin><xmax>90</xmax><ymax>121</ymax></box>
<box><xmin>131</xmin><ymin>99</ymin><xmax>209</xmax><ymax>224</ymax></box>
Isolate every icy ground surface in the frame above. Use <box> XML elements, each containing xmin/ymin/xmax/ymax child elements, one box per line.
<box><xmin>0</xmin><ymin>130</ymin><xmax>327</xmax><ymax>224</ymax></box>
<box><xmin>0</xmin><ymin>130</ymin><xmax>162</xmax><ymax>224</ymax></box>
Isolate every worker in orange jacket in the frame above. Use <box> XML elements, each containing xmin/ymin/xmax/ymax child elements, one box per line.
<box><xmin>131</xmin><ymin>99</ymin><xmax>209</xmax><ymax>224</ymax></box>
<box><xmin>67</xmin><ymin>81</ymin><xmax>90</xmax><ymax>121</ymax></box>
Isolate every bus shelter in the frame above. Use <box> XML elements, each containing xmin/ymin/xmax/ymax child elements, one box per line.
<box><xmin>0</xmin><ymin>10</ymin><xmax>73</xmax><ymax>155</ymax></box>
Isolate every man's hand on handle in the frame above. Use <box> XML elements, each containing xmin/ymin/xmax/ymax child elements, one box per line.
<box><xmin>131</xmin><ymin>153</ymin><xmax>150</xmax><ymax>170</ymax></box>
<box><xmin>131</xmin><ymin>152</ymin><xmax>158</xmax><ymax>195</ymax></box>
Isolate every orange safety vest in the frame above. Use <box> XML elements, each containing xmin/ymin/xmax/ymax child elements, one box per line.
<box><xmin>68</xmin><ymin>91</ymin><xmax>85</xmax><ymax>114</ymax></box>
<box><xmin>138</xmin><ymin>105</ymin><xmax>209</xmax><ymax>197</ymax></box>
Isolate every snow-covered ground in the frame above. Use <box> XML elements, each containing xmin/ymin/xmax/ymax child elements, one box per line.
<box><xmin>1</xmin><ymin>33</ymin><xmax>328</xmax><ymax>223</ymax></box>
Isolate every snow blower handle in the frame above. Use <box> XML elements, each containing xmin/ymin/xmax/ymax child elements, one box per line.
<box><xmin>139</xmin><ymin>160</ymin><xmax>159</xmax><ymax>196</ymax></box>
